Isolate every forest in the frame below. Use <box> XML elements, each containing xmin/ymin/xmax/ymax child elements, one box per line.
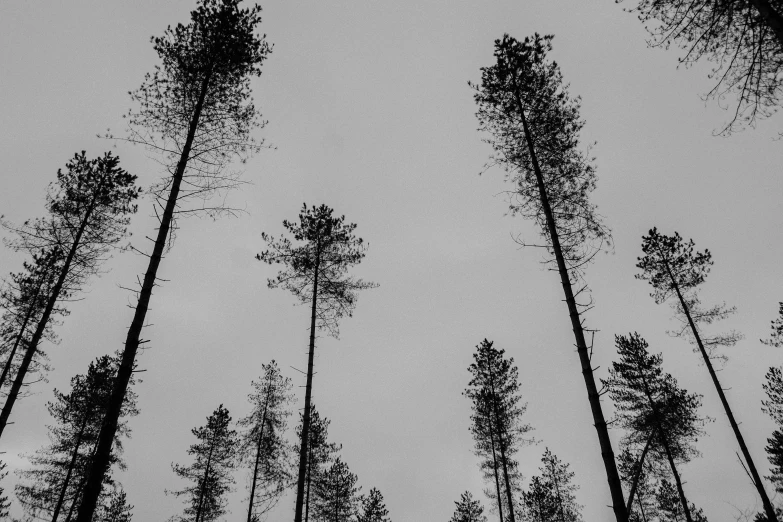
<box><xmin>0</xmin><ymin>0</ymin><xmax>782</xmax><ymax>521</ymax></box>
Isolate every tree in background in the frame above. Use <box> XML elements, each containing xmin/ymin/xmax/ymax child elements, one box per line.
<box><xmin>295</xmin><ymin>405</ymin><xmax>342</xmax><ymax>522</ymax></box>
<box><xmin>98</xmin><ymin>487</ymin><xmax>133</xmax><ymax>522</ymax></box>
<box><xmin>464</xmin><ymin>340</ymin><xmax>531</xmax><ymax>522</ymax></box>
<box><xmin>655</xmin><ymin>480</ymin><xmax>709</xmax><ymax>522</ymax></box>
<box><xmin>521</xmin><ymin>449</ymin><xmax>583</xmax><ymax>522</ymax></box>
<box><xmin>763</xmin><ymin>367</ymin><xmax>783</xmax><ymax>493</ymax></box>
<box><xmin>604</xmin><ymin>334</ymin><xmax>706</xmax><ymax>522</ymax></box>
<box><xmin>471</xmin><ymin>34</ymin><xmax>625</xmax><ymax>521</ymax></box>
<box><xmin>762</xmin><ymin>304</ymin><xmax>783</xmax><ymax>347</ymax></box>
<box><xmin>238</xmin><ymin>360</ymin><xmax>295</xmax><ymax>521</ymax></box>
<box><xmin>168</xmin><ymin>405</ymin><xmax>239</xmax><ymax>522</ymax></box>
<box><xmin>0</xmin><ymin>151</ymin><xmax>139</xmax><ymax>439</ymax></box>
<box><xmin>14</xmin><ymin>354</ymin><xmax>138</xmax><ymax>521</ymax></box>
<box><xmin>357</xmin><ymin>487</ymin><xmax>391</xmax><ymax>522</ymax></box>
<box><xmin>636</xmin><ymin>228</ymin><xmax>775</xmax><ymax>520</ymax></box>
<box><xmin>76</xmin><ymin>2</ymin><xmax>271</xmax><ymax>517</ymax></box>
<box><xmin>258</xmin><ymin>203</ymin><xmax>376</xmax><ymax>522</ymax></box>
<box><xmin>450</xmin><ymin>491</ymin><xmax>487</xmax><ymax>522</ymax></box>
<box><xmin>0</xmin><ymin>460</ymin><xmax>10</xmax><ymax>518</ymax></box>
<box><xmin>617</xmin><ymin>448</ymin><xmax>660</xmax><ymax>522</ymax></box>
<box><xmin>618</xmin><ymin>0</ymin><xmax>783</xmax><ymax>133</ymax></box>
<box><xmin>311</xmin><ymin>457</ymin><xmax>360</xmax><ymax>522</ymax></box>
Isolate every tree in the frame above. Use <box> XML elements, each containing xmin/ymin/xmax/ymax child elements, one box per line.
<box><xmin>258</xmin><ymin>203</ymin><xmax>376</xmax><ymax>522</ymax></box>
<box><xmin>98</xmin><ymin>488</ymin><xmax>133</xmax><ymax>522</ymax></box>
<box><xmin>0</xmin><ymin>460</ymin><xmax>10</xmax><ymax>519</ymax></box>
<box><xmin>636</xmin><ymin>228</ymin><xmax>776</xmax><ymax>520</ymax></box>
<box><xmin>312</xmin><ymin>457</ymin><xmax>360</xmax><ymax>522</ymax></box>
<box><xmin>762</xmin><ymin>303</ymin><xmax>783</xmax><ymax>347</ymax></box>
<box><xmin>168</xmin><ymin>404</ymin><xmax>239</xmax><ymax>522</ymax></box>
<box><xmin>471</xmin><ymin>34</ymin><xmax>626</xmax><ymax>522</ymax></box>
<box><xmin>618</xmin><ymin>0</ymin><xmax>783</xmax><ymax>133</ymax></box>
<box><xmin>295</xmin><ymin>405</ymin><xmax>342</xmax><ymax>522</ymax></box>
<box><xmin>655</xmin><ymin>480</ymin><xmax>709</xmax><ymax>522</ymax></box>
<box><xmin>76</xmin><ymin>2</ymin><xmax>271</xmax><ymax>518</ymax></box>
<box><xmin>357</xmin><ymin>487</ymin><xmax>391</xmax><ymax>522</ymax></box>
<box><xmin>603</xmin><ymin>334</ymin><xmax>706</xmax><ymax>522</ymax></box>
<box><xmin>238</xmin><ymin>360</ymin><xmax>295</xmax><ymax>521</ymax></box>
<box><xmin>0</xmin><ymin>151</ymin><xmax>139</xmax><ymax>438</ymax></box>
<box><xmin>762</xmin><ymin>367</ymin><xmax>783</xmax><ymax>493</ymax></box>
<box><xmin>617</xmin><ymin>448</ymin><xmax>660</xmax><ymax>522</ymax></box>
<box><xmin>450</xmin><ymin>491</ymin><xmax>487</xmax><ymax>522</ymax></box>
<box><xmin>464</xmin><ymin>340</ymin><xmax>532</xmax><ymax>522</ymax></box>
<box><xmin>521</xmin><ymin>449</ymin><xmax>583</xmax><ymax>522</ymax></box>
<box><xmin>14</xmin><ymin>354</ymin><xmax>138</xmax><ymax>521</ymax></box>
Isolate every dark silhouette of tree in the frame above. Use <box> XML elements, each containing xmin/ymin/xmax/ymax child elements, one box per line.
<box><xmin>617</xmin><ymin>448</ymin><xmax>660</xmax><ymax>522</ymax></box>
<box><xmin>618</xmin><ymin>0</ymin><xmax>783</xmax><ymax>133</ymax></box>
<box><xmin>762</xmin><ymin>367</ymin><xmax>783</xmax><ymax>494</ymax></box>
<box><xmin>14</xmin><ymin>354</ymin><xmax>138</xmax><ymax>521</ymax></box>
<box><xmin>76</xmin><ymin>1</ymin><xmax>271</xmax><ymax>518</ymax></box>
<box><xmin>0</xmin><ymin>460</ymin><xmax>10</xmax><ymax>518</ymax></box>
<box><xmin>521</xmin><ymin>449</ymin><xmax>583</xmax><ymax>522</ymax></box>
<box><xmin>762</xmin><ymin>304</ymin><xmax>783</xmax><ymax>347</ymax></box>
<box><xmin>295</xmin><ymin>405</ymin><xmax>342</xmax><ymax>522</ymax></box>
<box><xmin>98</xmin><ymin>487</ymin><xmax>133</xmax><ymax>522</ymax></box>
<box><xmin>604</xmin><ymin>334</ymin><xmax>707</xmax><ymax>522</ymax></box>
<box><xmin>471</xmin><ymin>34</ymin><xmax>625</xmax><ymax>522</ymax></box>
<box><xmin>357</xmin><ymin>487</ymin><xmax>390</xmax><ymax>522</ymax></box>
<box><xmin>450</xmin><ymin>491</ymin><xmax>487</xmax><ymax>522</ymax></box>
<box><xmin>238</xmin><ymin>360</ymin><xmax>295</xmax><ymax>521</ymax></box>
<box><xmin>168</xmin><ymin>404</ymin><xmax>239</xmax><ymax>522</ymax></box>
<box><xmin>258</xmin><ymin>203</ymin><xmax>376</xmax><ymax>522</ymax></box>
<box><xmin>464</xmin><ymin>339</ymin><xmax>532</xmax><ymax>522</ymax></box>
<box><xmin>655</xmin><ymin>480</ymin><xmax>709</xmax><ymax>522</ymax></box>
<box><xmin>636</xmin><ymin>228</ymin><xmax>775</xmax><ymax>520</ymax></box>
<box><xmin>0</xmin><ymin>151</ymin><xmax>139</xmax><ymax>438</ymax></box>
<box><xmin>311</xmin><ymin>457</ymin><xmax>360</xmax><ymax>522</ymax></box>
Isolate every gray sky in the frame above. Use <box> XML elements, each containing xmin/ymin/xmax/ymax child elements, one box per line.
<box><xmin>1</xmin><ymin>1</ymin><xmax>783</xmax><ymax>521</ymax></box>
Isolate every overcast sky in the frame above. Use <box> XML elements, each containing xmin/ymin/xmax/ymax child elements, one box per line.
<box><xmin>1</xmin><ymin>1</ymin><xmax>783</xmax><ymax>521</ymax></box>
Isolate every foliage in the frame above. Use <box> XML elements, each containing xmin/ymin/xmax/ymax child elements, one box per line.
<box><xmin>521</xmin><ymin>449</ymin><xmax>582</xmax><ymax>522</ymax></box>
<box><xmin>655</xmin><ymin>480</ymin><xmax>709</xmax><ymax>522</ymax></box>
<box><xmin>357</xmin><ymin>487</ymin><xmax>391</xmax><ymax>522</ymax></box>
<box><xmin>762</xmin><ymin>303</ymin><xmax>783</xmax><ymax>347</ymax></box>
<box><xmin>311</xmin><ymin>457</ymin><xmax>360</xmax><ymax>522</ymax></box>
<box><xmin>449</xmin><ymin>491</ymin><xmax>487</xmax><ymax>522</ymax></box>
<box><xmin>98</xmin><ymin>487</ymin><xmax>134</xmax><ymax>522</ymax></box>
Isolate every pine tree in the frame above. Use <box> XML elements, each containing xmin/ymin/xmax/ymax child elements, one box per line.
<box><xmin>521</xmin><ymin>449</ymin><xmax>583</xmax><ymax>522</ymax></box>
<box><xmin>0</xmin><ymin>460</ymin><xmax>10</xmax><ymax>518</ymax></box>
<box><xmin>238</xmin><ymin>360</ymin><xmax>295</xmax><ymax>521</ymax></box>
<box><xmin>636</xmin><ymin>228</ymin><xmax>775</xmax><ymax>520</ymax></box>
<box><xmin>76</xmin><ymin>2</ymin><xmax>271</xmax><ymax>517</ymax></box>
<box><xmin>312</xmin><ymin>457</ymin><xmax>360</xmax><ymax>522</ymax></box>
<box><xmin>464</xmin><ymin>339</ymin><xmax>531</xmax><ymax>522</ymax></box>
<box><xmin>762</xmin><ymin>367</ymin><xmax>783</xmax><ymax>493</ymax></box>
<box><xmin>762</xmin><ymin>304</ymin><xmax>783</xmax><ymax>347</ymax></box>
<box><xmin>98</xmin><ymin>487</ymin><xmax>133</xmax><ymax>522</ymax></box>
<box><xmin>295</xmin><ymin>405</ymin><xmax>342</xmax><ymax>522</ymax></box>
<box><xmin>357</xmin><ymin>487</ymin><xmax>390</xmax><ymax>522</ymax></box>
<box><xmin>471</xmin><ymin>34</ymin><xmax>625</xmax><ymax>522</ymax></box>
<box><xmin>14</xmin><ymin>354</ymin><xmax>138</xmax><ymax>521</ymax></box>
<box><xmin>0</xmin><ymin>151</ymin><xmax>139</xmax><ymax>438</ymax></box>
<box><xmin>258</xmin><ymin>203</ymin><xmax>376</xmax><ymax>522</ymax></box>
<box><xmin>603</xmin><ymin>333</ymin><xmax>706</xmax><ymax>522</ymax></box>
<box><xmin>617</xmin><ymin>0</ymin><xmax>783</xmax><ymax>133</ymax></box>
<box><xmin>450</xmin><ymin>491</ymin><xmax>487</xmax><ymax>522</ymax></box>
<box><xmin>169</xmin><ymin>405</ymin><xmax>239</xmax><ymax>522</ymax></box>
<box><xmin>655</xmin><ymin>480</ymin><xmax>709</xmax><ymax>522</ymax></box>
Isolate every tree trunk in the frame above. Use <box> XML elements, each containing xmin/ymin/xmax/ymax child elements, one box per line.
<box><xmin>626</xmin><ymin>427</ymin><xmax>655</xmax><ymax>514</ymax></box>
<box><xmin>294</xmin><ymin>249</ymin><xmax>320</xmax><ymax>522</ymax></box>
<box><xmin>513</xmin><ymin>93</ymin><xmax>628</xmax><ymax>521</ymax></box>
<box><xmin>51</xmin><ymin>415</ymin><xmax>90</xmax><ymax>522</ymax></box>
<box><xmin>0</xmin><ymin>274</ymin><xmax>47</xmax><ymax>392</ymax></box>
<box><xmin>660</xmin><ymin>436</ymin><xmax>693</xmax><ymax>522</ymax></box>
<box><xmin>305</xmin><ymin>444</ymin><xmax>313</xmax><ymax>522</ymax></box>
<box><xmin>487</xmin><ymin>360</ymin><xmax>516</xmax><ymax>522</ymax></box>
<box><xmin>658</xmin><ymin>250</ymin><xmax>778</xmax><ymax>522</ymax></box>
<box><xmin>749</xmin><ymin>0</ymin><xmax>783</xmax><ymax>49</ymax></box>
<box><xmin>75</xmin><ymin>68</ymin><xmax>214</xmax><ymax>522</ymax></box>
<box><xmin>487</xmin><ymin>422</ymin><xmax>505</xmax><ymax>522</ymax></box>
<box><xmin>246</xmin><ymin>392</ymin><xmax>270</xmax><ymax>522</ymax></box>
<box><xmin>194</xmin><ymin>437</ymin><xmax>216</xmax><ymax>522</ymax></box>
<box><xmin>0</xmin><ymin>194</ymin><xmax>100</xmax><ymax>439</ymax></box>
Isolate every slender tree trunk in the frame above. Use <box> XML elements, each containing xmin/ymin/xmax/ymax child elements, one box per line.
<box><xmin>0</xmin><ymin>195</ymin><xmax>99</xmax><ymax>439</ymax></box>
<box><xmin>749</xmin><ymin>0</ymin><xmax>783</xmax><ymax>49</ymax></box>
<box><xmin>294</xmin><ymin>249</ymin><xmax>321</xmax><ymax>522</ymax></box>
<box><xmin>0</xmin><ymin>275</ymin><xmax>46</xmax><ymax>392</ymax></box>
<box><xmin>194</xmin><ymin>438</ymin><xmax>216</xmax><ymax>522</ymax></box>
<box><xmin>636</xmin><ymin>495</ymin><xmax>648</xmax><ymax>522</ymax></box>
<box><xmin>247</xmin><ymin>393</ymin><xmax>270</xmax><ymax>522</ymax></box>
<box><xmin>660</xmin><ymin>436</ymin><xmax>693</xmax><ymax>522</ymax></box>
<box><xmin>658</xmin><ymin>250</ymin><xmax>778</xmax><ymax>522</ymax></box>
<box><xmin>487</xmin><ymin>423</ymin><xmax>505</xmax><ymax>522</ymax></box>
<box><xmin>305</xmin><ymin>445</ymin><xmax>313</xmax><ymax>522</ymax></box>
<box><xmin>626</xmin><ymin>427</ymin><xmax>656</xmax><ymax>514</ymax></box>
<box><xmin>75</xmin><ymin>69</ymin><xmax>214</xmax><ymax>522</ymax></box>
<box><xmin>65</xmin><ymin>436</ymin><xmax>101</xmax><ymax>522</ymax></box>
<box><xmin>497</xmin><ymin>440</ymin><xmax>516</xmax><ymax>522</ymax></box>
<box><xmin>51</xmin><ymin>415</ymin><xmax>90</xmax><ymax>522</ymax></box>
<box><xmin>513</xmin><ymin>92</ymin><xmax>627</xmax><ymax>522</ymax></box>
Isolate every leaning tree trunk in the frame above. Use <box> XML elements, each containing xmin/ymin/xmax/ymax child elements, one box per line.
<box><xmin>294</xmin><ymin>248</ymin><xmax>320</xmax><ymax>522</ymax></box>
<box><xmin>487</xmin><ymin>423</ymin><xmax>505</xmax><ymax>522</ymax></box>
<box><xmin>75</xmin><ymin>68</ymin><xmax>214</xmax><ymax>522</ymax></box>
<box><xmin>514</xmin><ymin>96</ymin><xmax>628</xmax><ymax>521</ymax></box>
<box><xmin>0</xmin><ymin>274</ymin><xmax>47</xmax><ymax>392</ymax></box>
<box><xmin>194</xmin><ymin>438</ymin><xmax>216</xmax><ymax>522</ymax></box>
<box><xmin>0</xmin><ymin>193</ymin><xmax>100</xmax><ymax>439</ymax></box>
<box><xmin>658</xmin><ymin>251</ymin><xmax>778</xmax><ymax>522</ymax></box>
<box><xmin>626</xmin><ymin>427</ymin><xmax>656</xmax><ymax>514</ymax></box>
<box><xmin>246</xmin><ymin>393</ymin><xmax>270</xmax><ymax>522</ymax></box>
<box><xmin>51</xmin><ymin>415</ymin><xmax>90</xmax><ymax>522</ymax></box>
<box><xmin>660</xmin><ymin>436</ymin><xmax>693</xmax><ymax>522</ymax></box>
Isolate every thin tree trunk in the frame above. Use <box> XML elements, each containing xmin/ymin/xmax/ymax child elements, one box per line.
<box><xmin>305</xmin><ymin>444</ymin><xmax>313</xmax><ymax>522</ymax></box>
<box><xmin>626</xmin><ymin>427</ymin><xmax>656</xmax><ymax>514</ymax></box>
<box><xmin>486</xmin><ymin>352</ymin><xmax>512</xmax><ymax>522</ymax></box>
<box><xmin>64</xmin><ymin>436</ymin><xmax>101</xmax><ymax>522</ymax></box>
<box><xmin>0</xmin><ymin>275</ymin><xmax>46</xmax><ymax>392</ymax></box>
<box><xmin>51</xmin><ymin>415</ymin><xmax>90</xmax><ymax>522</ymax></box>
<box><xmin>658</xmin><ymin>249</ymin><xmax>778</xmax><ymax>522</ymax></box>
<box><xmin>247</xmin><ymin>392</ymin><xmax>270</xmax><ymax>522</ymax></box>
<box><xmin>749</xmin><ymin>0</ymin><xmax>783</xmax><ymax>49</ymax></box>
<box><xmin>294</xmin><ymin>248</ymin><xmax>321</xmax><ymax>522</ymax></box>
<box><xmin>660</xmin><ymin>436</ymin><xmax>693</xmax><ymax>522</ymax></box>
<box><xmin>75</xmin><ymin>68</ymin><xmax>214</xmax><ymax>522</ymax></box>
<box><xmin>513</xmin><ymin>92</ymin><xmax>627</xmax><ymax>522</ymax></box>
<box><xmin>194</xmin><ymin>438</ymin><xmax>216</xmax><ymax>522</ymax></box>
<box><xmin>0</xmin><ymin>194</ymin><xmax>99</xmax><ymax>439</ymax></box>
<box><xmin>487</xmin><ymin>422</ymin><xmax>505</xmax><ymax>522</ymax></box>
<box><xmin>636</xmin><ymin>495</ymin><xmax>648</xmax><ymax>522</ymax></box>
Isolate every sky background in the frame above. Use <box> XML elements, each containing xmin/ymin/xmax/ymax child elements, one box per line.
<box><xmin>1</xmin><ymin>1</ymin><xmax>782</xmax><ymax>521</ymax></box>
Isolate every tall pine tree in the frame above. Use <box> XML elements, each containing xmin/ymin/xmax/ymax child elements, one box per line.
<box><xmin>521</xmin><ymin>449</ymin><xmax>583</xmax><ymax>522</ymax></box>
<box><xmin>357</xmin><ymin>487</ymin><xmax>391</xmax><ymax>522</ymax></box>
<box><xmin>312</xmin><ymin>457</ymin><xmax>360</xmax><ymax>522</ymax></box>
<box><xmin>450</xmin><ymin>491</ymin><xmax>487</xmax><ymax>522</ymax></box>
